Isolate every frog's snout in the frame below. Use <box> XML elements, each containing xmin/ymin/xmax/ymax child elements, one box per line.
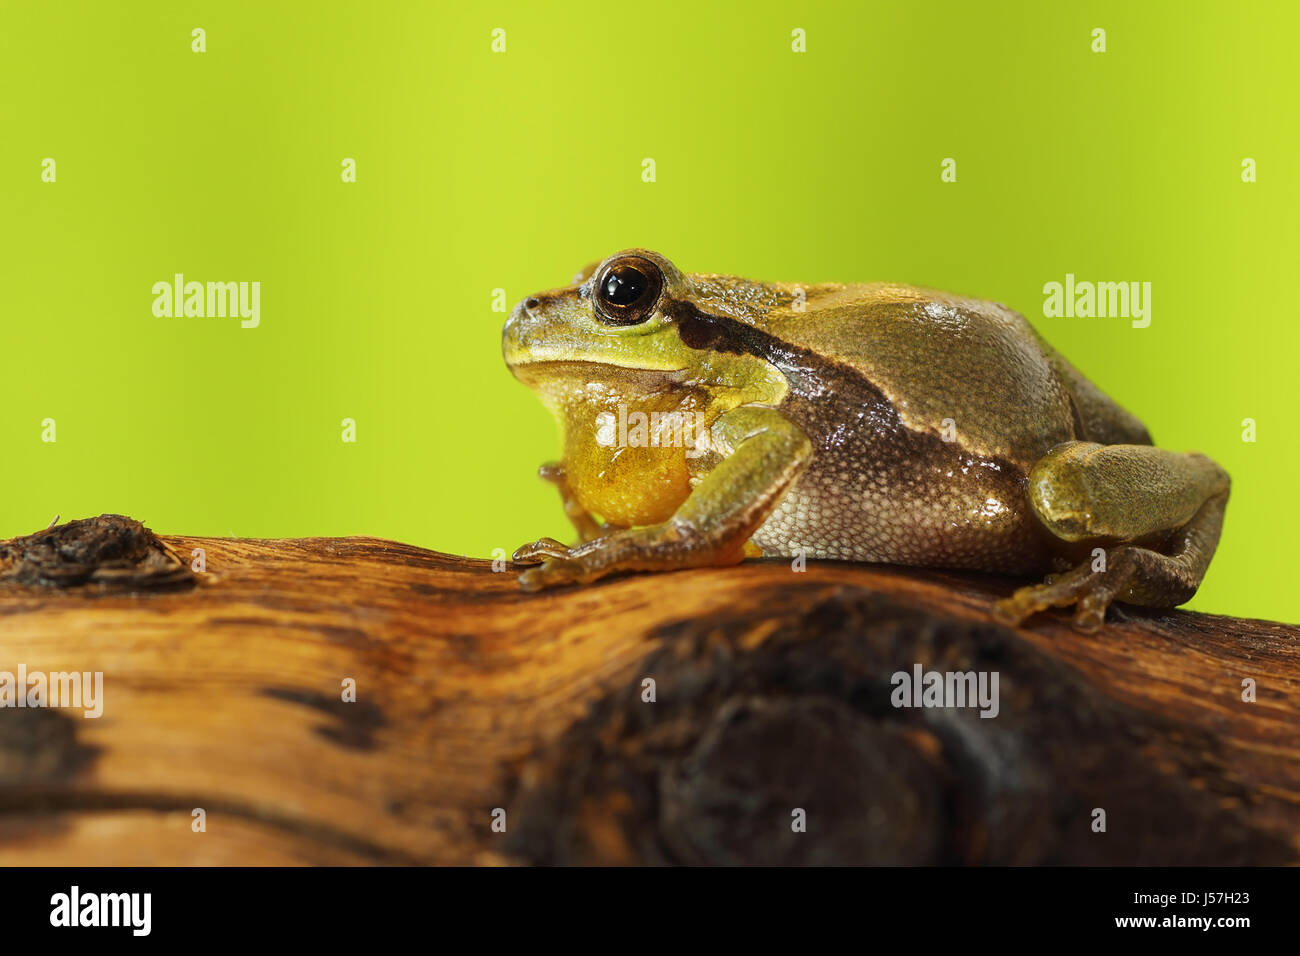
<box><xmin>502</xmin><ymin>286</ymin><xmax>602</xmax><ymax>371</ymax></box>
<box><xmin>502</xmin><ymin>299</ymin><xmax>526</xmax><ymax>365</ymax></box>
<box><xmin>502</xmin><ymin>294</ymin><xmax>548</xmax><ymax>368</ymax></box>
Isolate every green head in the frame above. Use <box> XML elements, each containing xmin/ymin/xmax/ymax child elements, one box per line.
<box><xmin>502</xmin><ymin>249</ymin><xmax>697</xmax><ymax>375</ymax></box>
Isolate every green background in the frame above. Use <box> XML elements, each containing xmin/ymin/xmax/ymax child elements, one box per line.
<box><xmin>2</xmin><ymin>1</ymin><xmax>1295</xmax><ymax>621</ymax></box>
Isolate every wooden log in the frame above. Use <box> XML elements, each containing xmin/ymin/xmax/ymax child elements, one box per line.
<box><xmin>0</xmin><ymin>515</ymin><xmax>1296</xmax><ymax>865</ymax></box>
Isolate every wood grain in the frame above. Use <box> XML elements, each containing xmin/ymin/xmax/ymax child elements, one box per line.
<box><xmin>0</xmin><ymin>515</ymin><xmax>1296</xmax><ymax>865</ymax></box>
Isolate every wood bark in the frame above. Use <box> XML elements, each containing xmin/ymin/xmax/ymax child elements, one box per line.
<box><xmin>0</xmin><ymin>515</ymin><xmax>1296</xmax><ymax>865</ymax></box>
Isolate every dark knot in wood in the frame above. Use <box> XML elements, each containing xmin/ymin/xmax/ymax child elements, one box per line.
<box><xmin>0</xmin><ymin>514</ymin><xmax>194</xmax><ymax>591</ymax></box>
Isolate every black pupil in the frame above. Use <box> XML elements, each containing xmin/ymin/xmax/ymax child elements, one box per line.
<box><xmin>603</xmin><ymin>266</ymin><xmax>647</xmax><ymax>306</ymax></box>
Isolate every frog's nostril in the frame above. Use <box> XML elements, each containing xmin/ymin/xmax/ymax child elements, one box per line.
<box><xmin>525</xmin><ymin>297</ymin><xmax>540</xmax><ymax>311</ymax></box>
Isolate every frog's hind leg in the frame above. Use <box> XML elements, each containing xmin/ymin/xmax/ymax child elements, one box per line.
<box><xmin>995</xmin><ymin>441</ymin><xmax>1230</xmax><ymax>632</ymax></box>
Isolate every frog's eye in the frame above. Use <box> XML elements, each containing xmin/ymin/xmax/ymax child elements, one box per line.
<box><xmin>593</xmin><ymin>256</ymin><xmax>664</xmax><ymax>326</ymax></box>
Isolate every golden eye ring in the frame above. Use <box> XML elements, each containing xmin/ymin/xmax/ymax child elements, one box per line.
<box><xmin>592</xmin><ymin>256</ymin><xmax>664</xmax><ymax>326</ymax></box>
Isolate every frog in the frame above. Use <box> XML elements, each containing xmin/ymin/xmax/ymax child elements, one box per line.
<box><xmin>501</xmin><ymin>249</ymin><xmax>1230</xmax><ymax>631</ymax></box>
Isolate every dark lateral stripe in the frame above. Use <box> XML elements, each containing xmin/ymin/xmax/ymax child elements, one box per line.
<box><xmin>668</xmin><ymin>300</ymin><xmax>892</xmax><ymax>406</ymax></box>
<box><xmin>666</xmin><ymin>300</ymin><xmax>1032</xmax><ymax>482</ymax></box>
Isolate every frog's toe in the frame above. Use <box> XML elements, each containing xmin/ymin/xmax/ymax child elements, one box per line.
<box><xmin>995</xmin><ymin>554</ymin><xmax>1135</xmax><ymax>632</ymax></box>
<box><xmin>512</xmin><ymin>537</ymin><xmax>570</xmax><ymax>565</ymax></box>
<box><xmin>994</xmin><ymin>586</ymin><xmax>1055</xmax><ymax>625</ymax></box>
<box><xmin>518</xmin><ymin>555</ymin><xmax>589</xmax><ymax>592</ymax></box>
<box><xmin>1071</xmin><ymin>600</ymin><xmax>1107</xmax><ymax>634</ymax></box>
<box><xmin>995</xmin><ymin>567</ymin><xmax>1082</xmax><ymax>623</ymax></box>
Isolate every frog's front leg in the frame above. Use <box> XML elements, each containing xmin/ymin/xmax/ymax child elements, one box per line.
<box><xmin>533</xmin><ymin>462</ymin><xmax>612</xmax><ymax>544</ymax></box>
<box><xmin>513</xmin><ymin>406</ymin><xmax>811</xmax><ymax>591</ymax></box>
<box><xmin>996</xmin><ymin>441</ymin><xmax>1230</xmax><ymax>632</ymax></box>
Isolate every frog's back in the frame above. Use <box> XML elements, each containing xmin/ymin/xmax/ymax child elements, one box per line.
<box><xmin>693</xmin><ymin>278</ymin><xmax>1151</xmax><ymax>573</ymax></box>
<box><xmin>744</xmin><ymin>281</ymin><xmax>1150</xmax><ymax>463</ymax></box>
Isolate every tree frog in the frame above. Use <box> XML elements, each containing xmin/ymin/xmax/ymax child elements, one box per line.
<box><xmin>502</xmin><ymin>249</ymin><xmax>1229</xmax><ymax>631</ymax></box>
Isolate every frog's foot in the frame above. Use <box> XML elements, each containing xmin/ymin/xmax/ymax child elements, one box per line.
<box><xmin>512</xmin><ymin>537</ymin><xmax>571</xmax><ymax>563</ymax></box>
<box><xmin>995</xmin><ymin>550</ymin><xmax>1141</xmax><ymax>634</ymax></box>
<box><xmin>995</xmin><ymin>518</ymin><xmax>1223</xmax><ymax>633</ymax></box>
<box><xmin>511</xmin><ymin>524</ymin><xmax>744</xmax><ymax>592</ymax></box>
<box><xmin>1000</xmin><ymin>442</ymin><xmax>1230</xmax><ymax>632</ymax></box>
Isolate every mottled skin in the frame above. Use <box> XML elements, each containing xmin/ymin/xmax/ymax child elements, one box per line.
<box><xmin>502</xmin><ymin>249</ymin><xmax>1229</xmax><ymax>631</ymax></box>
